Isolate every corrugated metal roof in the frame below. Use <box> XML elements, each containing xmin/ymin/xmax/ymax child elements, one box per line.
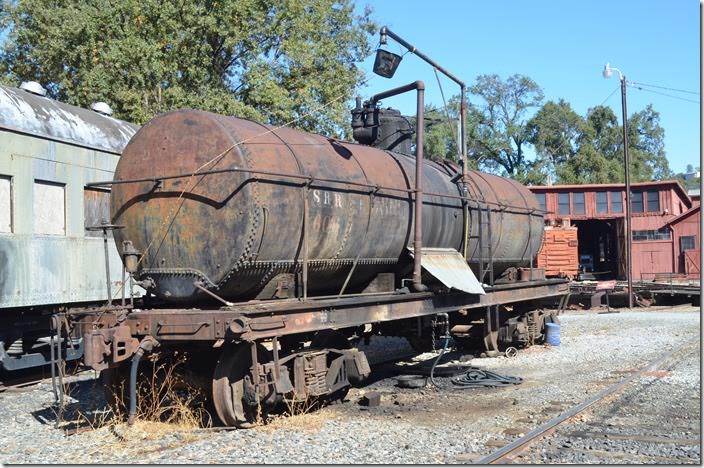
<box><xmin>0</xmin><ymin>85</ymin><xmax>138</xmax><ymax>154</ymax></box>
<box><xmin>410</xmin><ymin>247</ymin><xmax>485</xmax><ymax>294</ymax></box>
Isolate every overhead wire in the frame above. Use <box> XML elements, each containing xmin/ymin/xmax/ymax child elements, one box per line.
<box><xmin>627</xmin><ymin>83</ymin><xmax>700</xmax><ymax>104</ymax></box>
<box><xmin>628</xmin><ymin>81</ymin><xmax>699</xmax><ymax>96</ymax></box>
<box><xmin>600</xmin><ymin>85</ymin><xmax>620</xmax><ymax>106</ymax></box>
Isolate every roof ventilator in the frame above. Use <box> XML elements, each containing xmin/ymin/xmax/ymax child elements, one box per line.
<box><xmin>91</xmin><ymin>101</ymin><xmax>113</xmax><ymax>116</ymax></box>
<box><xmin>19</xmin><ymin>81</ymin><xmax>47</xmax><ymax>97</ymax></box>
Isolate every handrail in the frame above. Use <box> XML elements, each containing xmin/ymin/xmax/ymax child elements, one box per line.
<box><xmin>87</xmin><ymin>166</ymin><xmax>546</xmax><ymax>216</ymax></box>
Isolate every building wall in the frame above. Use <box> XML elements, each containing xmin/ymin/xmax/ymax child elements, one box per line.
<box><xmin>631</xmin><ymin>239</ymin><xmax>673</xmax><ymax>281</ymax></box>
<box><xmin>530</xmin><ymin>181</ymin><xmax>698</xmax><ymax>280</ymax></box>
<box><xmin>672</xmin><ymin>209</ymin><xmax>701</xmax><ymax>278</ymax></box>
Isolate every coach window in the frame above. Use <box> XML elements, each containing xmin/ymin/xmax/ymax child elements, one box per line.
<box><xmin>646</xmin><ymin>190</ymin><xmax>660</xmax><ymax>212</ymax></box>
<box><xmin>534</xmin><ymin>192</ymin><xmax>546</xmax><ymax>212</ymax></box>
<box><xmin>84</xmin><ymin>187</ymin><xmax>111</xmax><ymax>237</ymax></box>
<box><xmin>34</xmin><ymin>180</ymin><xmax>66</xmax><ymax>235</ymax></box>
<box><xmin>572</xmin><ymin>192</ymin><xmax>585</xmax><ymax>214</ymax></box>
<box><xmin>0</xmin><ymin>175</ymin><xmax>11</xmax><ymax>233</ymax></box>
<box><xmin>610</xmin><ymin>191</ymin><xmax>623</xmax><ymax>213</ymax></box>
<box><xmin>631</xmin><ymin>191</ymin><xmax>644</xmax><ymax>213</ymax></box>
<box><xmin>596</xmin><ymin>191</ymin><xmax>608</xmax><ymax>214</ymax></box>
<box><xmin>557</xmin><ymin>193</ymin><xmax>570</xmax><ymax>214</ymax></box>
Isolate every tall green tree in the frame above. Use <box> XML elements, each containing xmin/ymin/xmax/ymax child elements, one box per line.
<box><xmin>527</xmin><ymin>102</ymin><xmax>671</xmax><ymax>184</ymax></box>
<box><xmin>0</xmin><ymin>0</ymin><xmax>375</xmax><ymax>134</ymax></box>
<box><xmin>467</xmin><ymin>74</ymin><xmax>544</xmax><ymax>183</ymax></box>
<box><xmin>525</xmin><ymin>99</ymin><xmax>585</xmax><ymax>170</ymax></box>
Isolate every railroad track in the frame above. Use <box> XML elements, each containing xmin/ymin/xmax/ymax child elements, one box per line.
<box><xmin>478</xmin><ymin>338</ymin><xmax>700</xmax><ymax>464</ymax></box>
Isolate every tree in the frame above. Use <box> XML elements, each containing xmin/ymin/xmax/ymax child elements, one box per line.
<box><xmin>423</xmin><ymin>104</ymin><xmax>460</xmax><ymax>162</ymax></box>
<box><xmin>467</xmin><ymin>74</ymin><xmax>544</xmax><ymax>182</ymax></box>
<box><xmin>527</xmin><ymin>102</ymin><xmax>672</xmax><ymax>184</ymax></box>
<box><xmin>627</xmin><ymin>105</ymin><xmax>671</xmax><ymax>181</ymax></box>
<box><xmin>675</xmin><ymin>165</ymin><xmax>700</xmax><ymax>190</ymax></box>
<box><xmin>526</xmin><ymin>99</ymin><xmax>586</xmax><ymax>178</ymax></box>
<box><xmin>0</xmin><ymin>0</ymin><xmax>375</xmax><ymax>134</ymax></box>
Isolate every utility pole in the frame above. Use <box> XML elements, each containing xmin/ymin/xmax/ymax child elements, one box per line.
<box><xmin>604</xmin><ymin>63</ymin><xmax>633</xmax><ymax>309</ymax></box>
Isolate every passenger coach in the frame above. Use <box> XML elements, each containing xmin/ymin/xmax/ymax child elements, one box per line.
<box><xmin>0</xmin><ymin>82</ymin><xmax>140</xmax><ymax>372</ymax></box>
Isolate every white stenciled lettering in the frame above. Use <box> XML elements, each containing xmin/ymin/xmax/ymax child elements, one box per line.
<box><xmin>313</xmin><ymin>189</ymin><xmax>321</xmax><ymax>205</ymax></box>
<box><xmin>334</xmin><ymin>193</ymin><xmax>343</xmax><ymax>208</ymax></box>
<box><xmin>323</xmin><ymin>191</ymin><xmax>331</xmax><ymax>205</ymax></box>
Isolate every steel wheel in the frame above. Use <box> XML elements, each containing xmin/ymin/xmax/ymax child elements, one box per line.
<box><xmin>212</xmin><ymin>342</ymin><xmax>270</xmax><ymax>427</ymax></box>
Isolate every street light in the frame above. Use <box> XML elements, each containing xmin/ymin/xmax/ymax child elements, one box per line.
<box><xmin>603</xmin><ymin>62</ymin><xmax>633</xmax><ymax>310</ymax></box>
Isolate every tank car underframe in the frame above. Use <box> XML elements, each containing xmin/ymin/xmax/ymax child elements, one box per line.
<box><xmin>74</xmin><ymin>279</ymin><xmax>567</xmax><ymax>369</ymax></box>
<box><xmin>67</xmin><ymin>279</ymin><xmax>567</xmax><ymax>426</ymax></box>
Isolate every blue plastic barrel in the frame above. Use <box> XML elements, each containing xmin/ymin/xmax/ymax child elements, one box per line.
<box><xmin>545</xmin><ymin>322</ymin><xmax>560</xmax><ymax>346</ymax></box>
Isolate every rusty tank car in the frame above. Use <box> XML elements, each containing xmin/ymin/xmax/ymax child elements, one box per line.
<box><xmin>67</xmin><ymin>81</ymin><xmax>569</xmax><ymax>428</ymax></box>
<box><xmin>112</xmin><ymin>109</ymin><xmax>543</xmax><ymax>303</ymax></box>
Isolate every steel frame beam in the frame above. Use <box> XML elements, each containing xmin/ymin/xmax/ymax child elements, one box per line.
<box><xmin>75</xmin><ymin>280</ymin><xmax>569</xmax><ymax>348</ymax></box>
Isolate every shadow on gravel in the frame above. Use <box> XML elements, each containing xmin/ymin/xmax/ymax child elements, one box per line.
<box><xmin>362</xmin><ymin>349</ymin><xmax>476</xmax><ymax>386</ymax></box>
<box><xmin>30</xmin><ymin>377</ymin><xmax>112</xmax><ymax>434</ymax></box>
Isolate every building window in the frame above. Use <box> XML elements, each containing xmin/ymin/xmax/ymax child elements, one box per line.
<box><xmin>558</xmin><ymin>193</ymin><xmax>570</xmax><ymax>215</ymax></box>
<box><xmin>610</xmin><ymin>191</ymin><xmax>623</xmax><ymax>213</ymax></box>
<box><xmin>0</xmin><ymin>175</ymin><xmax>11</xmax><ymax>233</ymax></box>
<box><xmin>534</xmin><ymin>193</ymin><xmax>546</xmax><ymax>212</ymax></box>
<box><xmin>680</xmin><ymin>236</ymin><xmax>695</xmax><ymax>251</ymax></box>
<box><xmin>596</xmin><ymin>191</ymin><xmax>608</xmax><ymax>214</ymax></box>
<box><xmin>646</xmin><ymin>190</ymin><xmax>660</xmax><ymax>212</ymax></box>
<box><xmin>84</xmin><ymin>187</ymin><xmax>111</xmax><ymax>237</ymax></box>
<box><xmin>34</xmin><ymin>180</ymin><xmax>66</xmax><ymax>235</ymax></box>
<box><xmin>631</xmin><ymin>191</ymin><xmax>644</xmax><ymax>213</ymax></box>
<box><xmin>573</xmin><ymin>192</ymin><xmax>585</xmax><ymax>214</ymax></box>
<box><xmin>632</xmin><ymin>228</ymin><xmax>671</xmax><ymax>241</ymax></box>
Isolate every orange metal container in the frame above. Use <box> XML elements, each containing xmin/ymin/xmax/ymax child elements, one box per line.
<box><xmin>536</xmin><ymin>222</ymin><xmax>579</xmax><ymax>279</ymax></box>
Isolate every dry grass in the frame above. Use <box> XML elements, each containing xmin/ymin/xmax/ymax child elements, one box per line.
<box><xmin>58</xmin><ymin>352</ymin><xmax>211</xmax><ymax>442</ymax></box>
<box><xmin>260</xmin><ymin>394</ymin><xmax>326</xmax><ymax>432</ymax></box>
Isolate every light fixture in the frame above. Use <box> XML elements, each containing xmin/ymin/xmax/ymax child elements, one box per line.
<box><xmin>372</xmin><ymin>49</ymin><xmax>403</xmax><ymax>78</ymax></box>
<box><xmin>602</xmin><ymin>63</ymin><xmax>612</xmax><ymax>79</ymax></box>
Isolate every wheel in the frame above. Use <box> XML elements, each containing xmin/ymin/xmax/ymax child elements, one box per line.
<box><xmin>212</xmin><ymin>343</ymin><xmax>271</xmax><ymax>427</ymax></box>
<box><xmin>310</xmin><ymin>330</ymin><xmax>351</xmax><ymax>401</ymax></box>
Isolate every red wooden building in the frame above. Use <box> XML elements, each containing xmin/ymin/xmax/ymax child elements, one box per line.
<box><xmin>529</xmin><ymin>180</ymin><xmax>700</xmax><ymax>280</ymax></box>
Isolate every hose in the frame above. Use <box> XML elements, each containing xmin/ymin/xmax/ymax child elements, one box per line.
<box><xmin>429</xmin><ymin>313</ymin><xmax>450</xmax><ymax>388</ymax></box>
<box><xmin>127</xmin><ymin>347</ymin><xmax>145</xmax><ymax>426</ymax></box>
<box><xmin>127</xmin><ymin>336</ymin><xmax>159</xmax><ymax>426</ymax></box>
<box><xmin>428</xmin><ymin>313</ymin><xmax>522</xmax><ymax>389</ymax></box>
<box><xmin>450</xmin><ymin>368</ymin><xmax>522</xmax><ymax>388</ymax></box>
<box><xmin>429</xmin><ymin>335</ymin><xmax>450</xmax><ymax>388</ymax></box>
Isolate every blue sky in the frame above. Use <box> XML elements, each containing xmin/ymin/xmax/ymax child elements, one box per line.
<box><xmin>355</xmin><ymin>0</ymin><xmax>700</xmax><ymax>175</ymax></box>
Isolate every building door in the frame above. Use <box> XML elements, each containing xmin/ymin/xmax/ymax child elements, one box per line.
<box><xmin>638</xmin><ymin>250</ymin><xmax>669</xmax><ymax>281</ymax></box>
<box><xmin>614</xmin><ymin>219</ymin><xmax>626</xmax><ymax>279</ymax></box>
<box><xmin>680</xmin><ymin>236</ymin><xmax>699</xmax><ymax>277</ymax></box>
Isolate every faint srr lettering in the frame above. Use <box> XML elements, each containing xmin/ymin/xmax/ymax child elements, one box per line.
<box><xmin>311</xmin><ymin>189</ymin><xmax>402</xmax><ymax>215</ymax></box>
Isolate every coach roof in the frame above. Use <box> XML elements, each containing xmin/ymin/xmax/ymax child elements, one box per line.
<box><xmin>0</xmin><ymin>84</ymin><xmax>138</xmax><ymax>154</ymax></box>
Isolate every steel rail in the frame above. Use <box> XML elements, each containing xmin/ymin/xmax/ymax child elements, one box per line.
<box><xmin>477</xmin><ymin>337</ymin><xmax>699</xmax><ymax>464</ymax></box>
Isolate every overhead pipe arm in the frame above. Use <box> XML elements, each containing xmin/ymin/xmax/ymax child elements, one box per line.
<box><xmin>378</xmin><ymin>26</ymin><xmax>468</xmax><ymax>181</ymax></box>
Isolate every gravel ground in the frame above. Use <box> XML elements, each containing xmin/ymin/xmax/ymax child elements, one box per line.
<box><xmin>514</xmin><ymin>339</ymin><xmax>700</xmax><ymax>464</ymax></box>
<box><xmin>0</xmin><ymin>304</ymin><xmax>699</xmax><ymax>464</ymax></box>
